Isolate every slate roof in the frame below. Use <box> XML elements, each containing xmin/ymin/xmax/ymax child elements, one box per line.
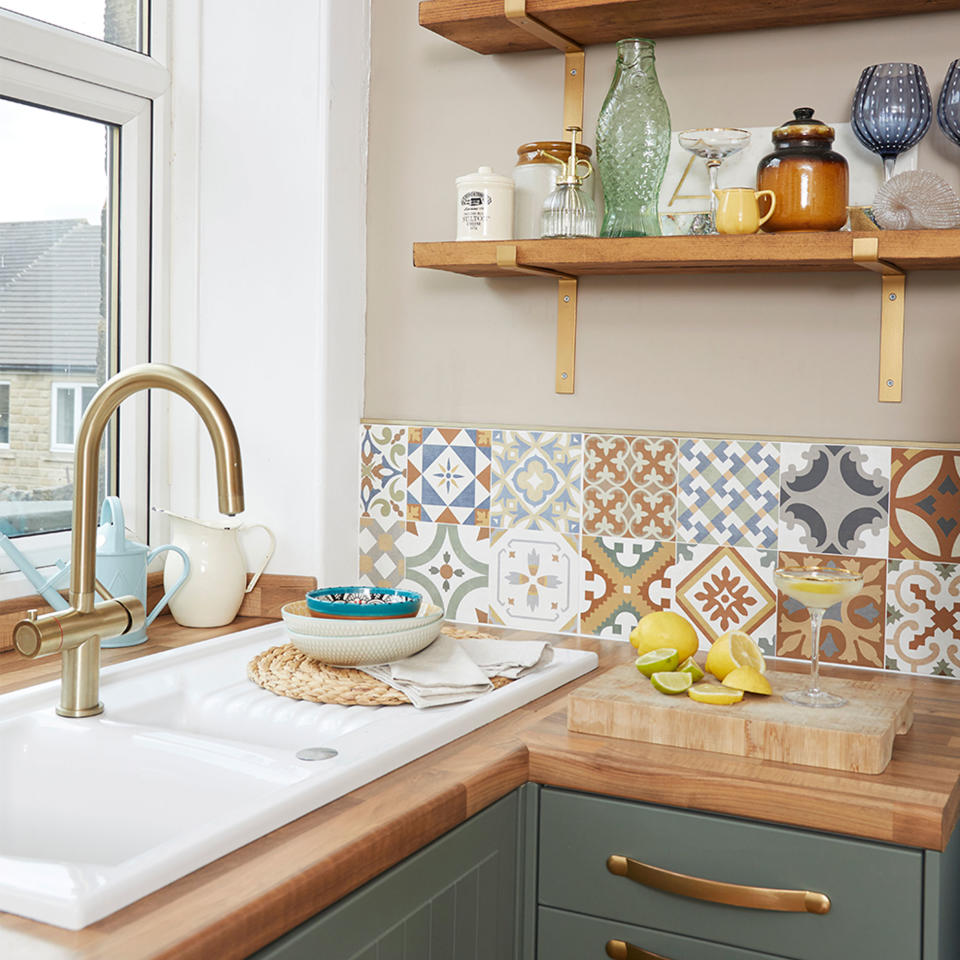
<box><xmin>0</xmin><ymin>219</ymin><xmax>103</xmax><ymax>371</ymax></box>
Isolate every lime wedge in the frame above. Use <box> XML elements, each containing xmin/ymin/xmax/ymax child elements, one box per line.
<box><xmin>634</xmin><ymin>648</ymin><xmax>680</xmax><ymax>678</ymax></box>
<box><xmin>677</xmin><ymin>656</ymin><xmax>705</xmax><ymax>681</ymax></box>
<box><xmin>688</xmin><ymin>683</ymin><xmax>744</xmax><ymax>705</ymax></box>
<box><xmin>651</xmin><ymin>671</ymin><xmax>693</xmax><ymax>695</ymax></box>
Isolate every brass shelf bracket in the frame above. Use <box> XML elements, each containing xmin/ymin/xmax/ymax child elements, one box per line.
<box><xmin>496</xmin><ymin>245</ymin><xmax>578</xmax><ymax>394</ymax></box>
<box><xmin>504</xmin><ymin>0</ymin><xmax>585</xmax><ymax>138</ymax></box>
<box><xmin>852</xmin><ymin>236</ymin><xmax>906</xmax><ymax>403</ymax></box>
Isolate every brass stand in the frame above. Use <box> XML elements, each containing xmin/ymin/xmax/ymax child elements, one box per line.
<box><xmin>853</xmin><ymin>237</ymin><xmax>906</xmax><ymax>403</ymax></box>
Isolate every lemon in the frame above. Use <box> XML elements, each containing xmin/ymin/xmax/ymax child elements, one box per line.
<box><xmin>705</xmin><ymin>631</ymin><xmax>766</xmax><ymax>680</ymax></box>
<box><xmin>687</xmin><ymin>683</ymin><xmax>744</xmax><ymax>705</ymax></box>
<box><xmin>629</xmin><ymin>611</ymin><xmax>699</xmax><ymax>662</ymax></box>
<box><xmin>650</xmin><ymin>671</ymin><xmax>693</xmax><ymax>695</ymax></box>
<box><xmin>634</xmin><ymin>648</ymin><xmax>680</xmax><ymax>678</ymax></box>
<box><xmin>677</xmin><ymin>656</ymin><xmax>705</xmax><ymax>681</ymax></box>
<box><xmin>721</xmin><ymin>666</ymin><xmax>772</xmax><ymax>696</ymax></box>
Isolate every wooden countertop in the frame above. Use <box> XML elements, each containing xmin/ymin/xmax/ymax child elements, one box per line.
<box><xmin>2</xmin><ymin>616</ymin><xmax>959</xmax><ymax>959</ymax></box>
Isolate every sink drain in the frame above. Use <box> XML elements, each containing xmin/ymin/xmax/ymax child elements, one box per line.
<box><xmin>296</xmin><ymin>747</ymin><xmax>339</xmax><ymax>761</ymax></box>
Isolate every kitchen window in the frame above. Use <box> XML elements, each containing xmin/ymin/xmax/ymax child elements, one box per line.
<box><xmin>50</xmin><ymin>383</ymin><xmax>98</xmax><ymax>452</ymax></box>
<box><xmin>0</xmin><ymin>1</ymin><xmax>167</xmax><ymax>586</ymax></box>
<box><xmin>0</xmin><ymin>382</ymin><xmax>9</xmax><ymax>447</ymax></box>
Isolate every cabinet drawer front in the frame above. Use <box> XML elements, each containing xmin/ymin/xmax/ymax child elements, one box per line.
<box><xmin>537</xmin><ymin>906</ymin><xmax>785</xmax><ymax>960</ymax></box>
<box><xmin>538</xmin><ymin>789</ymin><xmax>921</xmax><ymax>960</ymax></box>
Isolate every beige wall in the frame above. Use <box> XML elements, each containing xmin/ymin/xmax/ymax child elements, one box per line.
<box><xmin>366</xmin><ymin>5</ymin><xmax>960</xmax><ymax>444</ymax></box>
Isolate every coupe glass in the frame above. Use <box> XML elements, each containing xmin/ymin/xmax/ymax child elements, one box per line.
<box><xmin>937</xmin><ymin>59</ymin><xmax>960</xmax><ymax>149</ymax></box>
<box><xmin>677</xmin><ymin>128</ymin><xmax>751</xmax><ymax>233</ymax></box>
<box><xmin>774</xmin><ymin>567</ymin><xmax>864</xmax><ymax>709</ymax></box>
<box><xmin>851</xmin><ymin>62</ymin><xmax>932</xmax><ymax>181</ymax></box>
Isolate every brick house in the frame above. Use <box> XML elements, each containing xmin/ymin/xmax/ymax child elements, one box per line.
<box><xmin>0</xmin><ymin>219</ymin><xmax>104</xmax><ymax>532</ymax></box>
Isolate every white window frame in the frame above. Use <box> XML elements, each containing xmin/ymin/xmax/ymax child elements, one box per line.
<box><xmin>0</xmin><ymin>7</ymin><xmax>169</xmax><ymax>597</ymax></box>
<box><xmin>0</xmin><ymin>380</ymin><xmax>9</xmax><ymax>448</ymax></box>
<box><xmin>49</xmin><ymin>381</ymin><xmax>98</xmax><ymax>453</ymax></box>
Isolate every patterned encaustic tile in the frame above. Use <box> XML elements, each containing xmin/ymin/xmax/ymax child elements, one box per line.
<box><xmin>582</xmin><ymin>435</ymin><xmax>677</xmax><ymax>540</ymax></box>
<box><xmin>886</xmin><ymin>559</ymin><xmax>960</xmax><ymax>677</ymax></box>
<box><xmin>776</xmin><ymin>552</ymin><xmax>886</xmax><ymax>668</ymax></box>
<box><xmin>406</xmin><ymin>426</ymin><xmax>491</xmax><ymax>525</ymax></box>
<box><xmin>673</xmin><ymin>543</ymin><xmax>778</xmax><ymax>654</ymax></box>
<box><xmin>491</xmin><ymin>430</ymin><xmax>582</xmax><ymax>534</ymax></box>
<box><xmin>358</xmin><ymin>518</ymin><xmax>405</xmax><ymax>588</ymax></box>
<box><xmin>676</xmin><ymin>439</ymin><xmax>779</xmax><ymax>550</ymax></box>
<box><xmin>580</xmin><ymin>536</ymin><xmax>675</xmax><ymax>641</ymax></box>
<box><xmin>489</xmin><ymin>529</ymin><xmax>579</xmax><ymax>633</ymax></box>
<box><xmin>888</xmin><ymin>448</ymin><xmax>960</xmax><ymax>562</ymax></box>
<box><xmin>401</xmin><ymin>522</ymin><xmax>490</xmax><ymax>624</ymax></box>
<box><xmin>360</xmin><ymin>424</ymin><xmax>407</xmax><ymax>522</ymax></box>
<box><xmin>779</xmin><ymin>443</ymin><xmax>890</xmax><ymax>558</ymax></box>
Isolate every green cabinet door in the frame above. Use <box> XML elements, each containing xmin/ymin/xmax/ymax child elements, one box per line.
<box><xmin>251</xmin><ymin>787</ymin><xmax>531</xmax><ymax>960</ymax></box>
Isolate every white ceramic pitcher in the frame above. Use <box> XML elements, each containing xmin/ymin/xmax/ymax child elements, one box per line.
<box><xmin>153</xmin><ymin>507</ymin><xmax>276</xmax><ymax>627</ymax></box>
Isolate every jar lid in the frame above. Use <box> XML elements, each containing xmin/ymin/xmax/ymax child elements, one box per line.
<box><xmin>773</xmin><ymin>107</ymin><xmax>835</xmax><ymax>142</ymax></box>
<box><xmin>515</xmin><ymin>141</ymin><xmax>593</xmax><ymax>165</ymax></box>
<box><xmin>455</xmin><ymin>165</ymin><xmax>513</xmax><ymax>186</ymax></box>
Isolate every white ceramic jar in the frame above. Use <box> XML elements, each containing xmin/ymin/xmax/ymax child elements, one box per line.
<box><xmin>512</xmin><ymin>141</ymin><xmax>594</xmax><ymax>239</ymax></box>
<box><xmin>455</xmin><ymin>166</ymin><xmax>514</xmax><ymax>240</ymax></box>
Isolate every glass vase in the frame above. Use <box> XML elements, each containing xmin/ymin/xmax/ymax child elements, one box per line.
<box><xmin>596</xmin><ymin>38</ymin><xmax>671</xmax><ymax>238</ymax></box>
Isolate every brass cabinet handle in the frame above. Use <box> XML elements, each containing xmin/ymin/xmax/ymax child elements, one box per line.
<box><xmin>606</xmin><ymin>855</ymin><xmax>831</xmax><ymax>915</ymax></box>
<box><xmin>606</xmin><ymin>940</ymin><xmax>672</xmax><ymax>960</ymax></box>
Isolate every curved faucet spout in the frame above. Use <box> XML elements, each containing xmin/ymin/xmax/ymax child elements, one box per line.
<box><xmin>12</xmin><ymin>363</ymin><xmax>246</xmax><ymax>719</ymax></box>
<box><xmin>71</xmin><ymin>364</ymin><xmax>245</xmax><ymax>613</ymax></box>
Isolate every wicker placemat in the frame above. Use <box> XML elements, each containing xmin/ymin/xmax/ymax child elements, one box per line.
<box><xmin>247</xmin><ymin>626</ymin><xmax>512</xmax><ymax>706</ymax></box>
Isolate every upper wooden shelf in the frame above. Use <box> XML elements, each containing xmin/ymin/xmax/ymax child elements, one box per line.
<box><xmin>413</xmin><ymin>231</ymin><xmax>960</xmax><ymax>278</ymax></box>
<box><xmin>418</xmin><ymin>0</ymin><xmax>960</xmax><ymax>55</ymax></box>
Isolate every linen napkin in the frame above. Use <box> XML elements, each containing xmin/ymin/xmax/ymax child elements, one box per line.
<box><xmin>360</xmin><ymin>630</ymin><xmax>554</xmax><ymax>708</ymax></box>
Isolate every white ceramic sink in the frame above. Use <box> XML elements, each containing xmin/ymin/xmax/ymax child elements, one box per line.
<box><xmin>0</xmin><ymin>621</ymin><xmax>597</xmax><ymax>929</ymax></box>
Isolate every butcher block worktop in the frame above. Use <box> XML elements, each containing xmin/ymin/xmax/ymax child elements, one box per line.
<box><xmin>2</xmin><ymin>617</ymin><xmax>959</xmax><ymax>960</ymax></box>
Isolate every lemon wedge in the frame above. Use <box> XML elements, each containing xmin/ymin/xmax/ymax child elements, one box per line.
<box><xmin>677</xmin><ymin>656</ymin><xmax>705</xmax><ymax>682</ymax></box>
<box><xmin>688</xmin><ymin>683</ymin><xmax>744</xmax><ymax>705</ymax></box>
<box><xmin>634</xmin><ymin>648</ymin><xmax>680</xmax><ymax>678</ymax></box>
<box><xmin>705</xmin><ymin>631</ymin><xmax>766</xmax><ymax>680</ymax></box>
<box><xmin>721</xmin><ymin>665</ymin><xmax>772</xmax><ymax>696</ymax></box>
<box><xmin>650</xmin><ymin>671</ymin><xmax>693</xmax><ymax>695</ymax></box>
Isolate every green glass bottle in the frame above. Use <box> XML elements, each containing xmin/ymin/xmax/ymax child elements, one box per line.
<box><xmin>596</xmin><ymin>38</ymin><xmax>671</xmax><ymax>238</ymax></box>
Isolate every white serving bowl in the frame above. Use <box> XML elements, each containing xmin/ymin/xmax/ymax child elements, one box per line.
<box><xmin>281</xmin><ymin>599</ymin><xmax>443</xmax><ymax>638</ymax></box>
<box><xmin>284</xmin><ymin>617</ymin><xmax>444</xmax><ymax>666</ymax></box>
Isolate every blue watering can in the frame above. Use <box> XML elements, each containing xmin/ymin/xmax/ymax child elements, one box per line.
<box><xmin>0</xmin><ymin>497</ymin><xmax>190</xmax><ymax>647</ymax></box>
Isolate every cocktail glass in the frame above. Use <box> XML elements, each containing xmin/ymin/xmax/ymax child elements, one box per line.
<box><xmin>677</xmin><ymin>128</ymin><xmax>751</xmax><ymax>233</ymax></box>
<box><xmin>773</xmin><ymin>566</ymin><xmax>864</xmax><ymax>708</ymax></box>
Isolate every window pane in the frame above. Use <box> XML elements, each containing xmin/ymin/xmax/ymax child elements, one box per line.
<box><xmin>0</xmin><ymin>0</ymin><xmax>144</xmax><ymax>52</ymax></box>
<box><xmin>0</xmin><ymin>99</ymin><xmax>114</xmax><ymax>537</ymax></box>
<box><xmin>54</xmin><ymin>386</ymin><xmax>74</xmax><ymax>446</ymax></box>
<box><xmin>0</xmin><ymin>383</ymin><xmax>9</xmax><ymax>445</ymax></box>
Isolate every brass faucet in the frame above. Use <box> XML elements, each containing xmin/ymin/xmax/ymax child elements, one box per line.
<box><xmin>13</xmin><ymin>364</ymin><xmax>245</xmax><ymax>717</ymax></box>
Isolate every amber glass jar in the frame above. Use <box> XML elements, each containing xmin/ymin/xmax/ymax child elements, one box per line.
<box><xmin>756</xmin><ymin>107</ymin><xmax>849</xmax><ymax>232</ymax></box>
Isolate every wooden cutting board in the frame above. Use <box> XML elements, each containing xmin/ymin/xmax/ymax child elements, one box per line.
<box><xmin>567</xmin><ymin>665</ymin><xmax>914</xmax><ymax>774</ymax></box>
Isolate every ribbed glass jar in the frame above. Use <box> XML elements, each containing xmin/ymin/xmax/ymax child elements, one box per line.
<box><xmin>596</xmin><ymin>38</ymin><xmax>671</xmax><ymax>238</ymax></box>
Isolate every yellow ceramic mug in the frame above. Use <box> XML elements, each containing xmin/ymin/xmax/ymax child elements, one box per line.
<box><xmin>713</xmin><ymin>188</ymin><xmax>777</xmax><ymax>234</ymax></box>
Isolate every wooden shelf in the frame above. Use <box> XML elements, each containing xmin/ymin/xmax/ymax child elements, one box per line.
<box><xmin>413</xmin><ymin>231</ymin><xmax>960</xmax><ymax>279</ymax></box>
<box><xmin>418</xmin><ymin>0</ymin><xmax>960</xmax><ymax>55</ymax></box>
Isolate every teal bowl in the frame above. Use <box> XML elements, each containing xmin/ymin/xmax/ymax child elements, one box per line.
<box><xmin>305</xmin><ymin>586</ymin><xmax>422</xmax><ymax>620</ymax></box>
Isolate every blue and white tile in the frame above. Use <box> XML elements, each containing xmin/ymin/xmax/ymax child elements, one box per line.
<box><xmin>360</xmin><ymin>424</ymin><xmax>406</xmax><ymax>522</ymax></box>
<box><xmin>677</xmin><ymin>439</ymin><xmax>779</xmax><ymax>549</ymax></box>
<box><xmin>491</xmin><ymin>430</ymin><xmax>582</xmax><ymax>534</ymax></box>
